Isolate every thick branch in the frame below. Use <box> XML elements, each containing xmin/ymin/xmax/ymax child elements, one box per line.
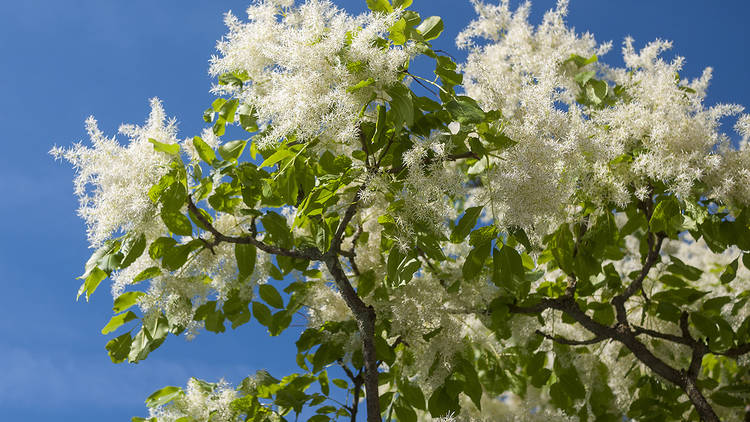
<box><xmin>508</xmin><ymin>296</ymin><xmax>719</xmax><ymax>421</ymax></box>
<box><xmin>612</xmin><ymin>233</ymin><xmax>665</xmax><ymax>323</ymax></box>
<box><xmin>632</xmin><ymin>325</ymin><xmax>690</xmax><ymax>345</ymax></box>
<box><xmin>716</xmin><ymin>343</ymin><xmax>750</xmax><ymax>357</ymax></box>
<box><xmin>324</xmin><ymin>255</ymin><xmax>380</xmax><ymax>422</ymax></box>
<box><xmin>323</xmin><ymin>186</ymin><xmax>380</xmax><ymax>422</ymax></box>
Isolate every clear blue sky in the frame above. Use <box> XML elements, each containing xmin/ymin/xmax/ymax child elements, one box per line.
<box><xmin>0</xmin><ymin>1</ymin><xmax>748</xmax><ymax>420</ymax></box>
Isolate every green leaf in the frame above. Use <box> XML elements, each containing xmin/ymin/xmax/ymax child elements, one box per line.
<box><xmin>398</xmin><ymin>378</ymin><xmax>425</xmax><ymax>410</ymax></box>
<box><xmin>416</xmin><ymin>16</ymin><xmax>443</xmax><ymax>41</ymax></box>
<box><xmin>113</xmin><ymin>291</ymin><xmax>146</xmax><ymax>313</ymax></box>
<box><xmin>428</xmin><ymin>384</ymin><xmax>459</xmax><ymax>417</ymax></box>
<box><xmin>446</xmin><ymin>96</ymin><xmax>485</xmax><ymax>124</ymax></box>
<box><xmin>235</xmin><ymin>243</ymin><xmax>257</xmax><ymax>280</ymax></box>
<box><xmin>667</xmin><ymin>256</ymin><xmax>702</xmax><ymax>281</ymax></box>
<box><xmin>120</xmin><ymin>234</ymin><xmax>147</xmax><ymax>269</ymax></box>
<box><xmin>105</xmin><ymin>332</ymin><xmax>132</xmax><ymax>363</ymax></box>
<box><xmin>161</xmin><ymin>182</ymin><xmax>187</xmax><ymax>211</ymax></box>
<box><xmin>218</xmin><ymin>140</ymin><xmax>247</xmax><ymax>161</ymax></box>
<box><xmin>101</xmin><ymin>311</ymin><xmax>137</xmax><ymax>335</ymax></box>
<box><xmin>469</xmin><ymin>225</ymin><xmax>499</xmax><ymax>246</ymax></box>
<box><xmin>219</xmin><ymin>99</ymin><xmax>239</xmax><ymax>123</ymax></box>
<box><xmin>252</xmin><ymin>301</ymin><xmax>272</xmax><ymax>327</ymax></box>
<box><xmin>259</xmin><ymin>284</ymin><xmax>284</xmax><ymax>309</ymax></box>
<box><xmin>691</xmin><ymin>312</ymin><xmax>718</xmax><ymax>340</ymax></box>
<box><xmin>133</xmin><ymin>266</ymin><xmax>161</xmax><ymax>283</ymax></box>
<box><xmin>589</xmin><ymin>302</ymin><xmax>615</xmax><ymax>326</ymax></box>
<box><xmin>548</xmin><ymin>224</ymin><xmax>575</xmax><ymax>274</ymax></box>
<box><xmin>81</xmin><ymin>239</ymin><xmax>122</xmax><ymax>278</ymax></box>
<box><xmin>386</xmin><ymin>83</ymin><xmax>414</xmax><ymax>128</ymax></box>
<box><xmin>148</xmin><ymin>138</ymin><xmax>180</xmax><ymax>156</ymax></box>
<box><xmin>347</xmin><ymin>77</ymin><xmax>375</xmax><ymax>93</ymax></box>
<box><xmin>77</xmin><ymin>267</ymin><xmax>107</xmax><ymax>301</ymax></box>
<box><xmin>574</xmin><ymin>69</ymin><xmax>596</xmax><ymax>85</ymax></box>
<box><xmin>357</xmin><ymin>270</ymin><xmax>376</xmax><ymax>298</ymax></box>
<box><xmin>260</xmin><ymin>149</ymin><xmax>295</xmax><ymax>169</ymax></box>
<box><xmin>192</xmin><ymin>136</ymin><xmax>216</xmax><ymax>164</ymax></box>
<box><xmin>366</xmin><ymin>0</ymin><xmax>392</xmax><ymax>13</ymax></box>
<box><xmin>149</xmin><ymin>237</ymin><xmax>177</xmax><ymax>260</ymax></box>
<box><xmin>128</xmin><ymin>328</ymin><xmax>150</xmax><ymax>362</ymax></box>
<box><xmin>649</xmin><ymin>196</ymin><xmax>683</xmax><ymax>237</ymax></box>
<box><xmin>435</xmin><ymin>56</ymin><xmax>462</xmax><ymax>87</ymax></box>
<box><xmin>162</xmin><ymin>241</ymin><xmax>202</xmax><ymax>271</ymax></box>
<box><xmin>261</xmin><ymin>212</ymin><xmax>293</xmax><ymax>248</ymax></box>
<box><xmin>203</xmin><ymin>107</ymin><xmax>215</xmax><ymax>123</ymax></box>
<box><xmin>145</xmin><ymin>386</ymin><xmax>182</xmax><ymax>408</ymax></box>
<box><xmin>160</xmin><ymin>210</ymin><xmax>193</xmax><ymax>236</ymax></box>
<box><xmin>492</xmin><ymin>245</ymin><xmax>526</xmax><ymax>297</ymax></box>
<box><xmin>451</xmin><ymin>206</ymin><xmax>482</xmax><ymax>243</ymax></box>
<box><xmin>394</xmin><ymin>400</ymin><xmax>417</xmax><ymax>422</ymax></box>
<box><xmin>212</xmin><ymin>98</ymin><xmax>227</xmax><ymax>112</ymax></box>
<box><xmin>652</xmin><ymin>288</ymin><xmax>709</xmax><ymax>306</ymax></box>
<box><xmin>393</xmin><ymin>0</ymin><xmax>412</xmax><ymax>8</ymax></box>
<box><xmin>462</xmin><ymin>242</ymin><xmax>491</xmax><ymax>281</ymax></box>
<box><xmin>389</xmin><ymin>18</ymin><xmax>407</xmax><ymax>45</ymax></box>
<box><xmin>458</xmin><ymin>359</ymin><xmax>482</xmax><ymax>409</ymax></box>
<box><xmin>720</xmin><ymin>257</ymin><xmax>738</xmax><ymax>284</ymax></box>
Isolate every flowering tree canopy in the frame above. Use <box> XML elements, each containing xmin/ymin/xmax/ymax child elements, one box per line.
<box><xmin>53</xmin><ymin>0</ymin><xmax>750</xmax><ymax>421</ymax></box>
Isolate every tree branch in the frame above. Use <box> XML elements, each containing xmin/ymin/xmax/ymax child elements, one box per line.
<box><xmin>611</xmin><ymin>232</ymin><xmax>665</xmax><ymax>325</ymax></box>
<box><xmin>535</xmin><ymin>330</ymin><xmax>605</xmax><ymax>346</ymax></box>
<box><xmin>187</xmin><ymin>196</ymin><xmax>322</xmax><ymax>261</ymax></box>
<box><xmin>508</xmin><ymin>295</ymin><xmax>720</xmax><ymax>421</ymax></box>
<box><xmin>322</xmin><ymin>186</ymin><xmax>380</xmax><ymax>422</ymax></box>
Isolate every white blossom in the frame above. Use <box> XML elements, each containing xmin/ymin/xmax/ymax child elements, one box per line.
<box><xmin>51</xmin><ymin>98</ymin><xmax>177</xmax><ymax>247</ymax></box>
<box><xmin>209</xmin><ymin>0</ymin><xmax>414</xmax><ymax>152</ymax></box>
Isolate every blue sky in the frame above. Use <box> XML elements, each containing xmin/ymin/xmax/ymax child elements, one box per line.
<box><xmin>1</xmin><ymin>0</ymin><xmax>748</xmax><ymax>420</ymax></box>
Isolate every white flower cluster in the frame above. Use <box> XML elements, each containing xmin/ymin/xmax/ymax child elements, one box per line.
<box><xmin>51</xmin><ymin>98</ymin><xmax>177</xmax><ymax>247</ymax></box>
<box><xmin>209</xmin><ymin>0</ymin><xmax>413</xmax><ymax>152</ymax></box>
<box><xmin>148</xmin><ymin>378</ymin><xmax>238</xmax><ymax>422</ymax></box>
<box><xmin>460</xmin><ymin>0</ymin><xmax>749</xmax><ymax>238</ymax></box>
<box><xmin>54</xmin><ymin>101</ymin><xmax>268</xmax><ymax>338</ymax></box>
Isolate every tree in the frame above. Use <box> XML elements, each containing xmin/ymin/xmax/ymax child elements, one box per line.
<box><xmin>51</xmin><ymin>0</ymin><xmax>750</xmax><ymax>420</ymax></box>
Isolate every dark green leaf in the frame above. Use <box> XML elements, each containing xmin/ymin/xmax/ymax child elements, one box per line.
<box><xmin>386</xmin><ymin>83</ymin><xmax>414</xmax><ymax>128</ymax></box>
<box><xmin>235</xmin><ymin>243</ymin><xmax>257</xmax><ymax>280</ymax></box>
<box><xmin>252</xmin><ymin>301</ymin><xmax>272</xmax><ymax>327</ymax></box>
<box><xmin>462</xmin><ymin>242</ymin><xmax>491</xmax><ymax>281</ymax></box>
<box><xmin>259</xmin><ymin>284</ymin><xmax>284</xmax><ymax>309</ymax></box>
<box><xmin>445</xmin><ymin>97</ymin><xmax>485</xmax><ymax>124</ymax></box>
<box><xmin>160</xmin><ymin>210</ymin><xmax>193</xmax><ymax>236</ymax></box>
<box><xmin>720</xmin><ymin>257</ymin><xmax>738</xmax><ymax>284</ymax></box>
<box><xmin>120</xmin><ymin>234</ymin><xmax>147</xmax><ymax>269</ymax></box>
<box><xmin>105</xmin><ymin>332</ymin><xmax>132</xmax><ymax>363</ymax></box>
<box><xmin>451</xmin><ymin>206</ymin><xmax>482</xmax><ymax>243</ymax></box>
